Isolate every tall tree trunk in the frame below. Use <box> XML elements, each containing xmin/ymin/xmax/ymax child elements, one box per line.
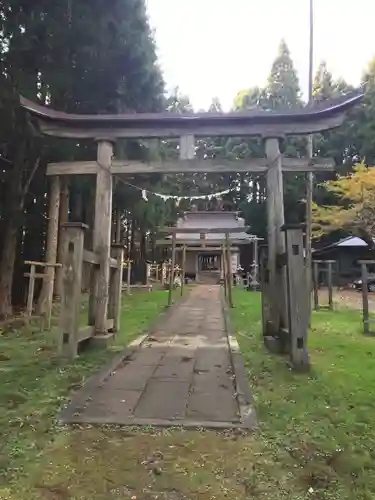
<box><xmin>0</xmin><ymin>216</ymin><xmax>20</xmax><ymax>318</ymax></box>
<box><xmin>0</xmin><ymin>137</ymin><xmax>39</xmax><ymax>319</ymax></box>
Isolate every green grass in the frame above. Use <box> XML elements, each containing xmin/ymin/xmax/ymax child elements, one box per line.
<box><xmin>1</xmin><ymin>288</ymin><xmax>375</xmax><ymax>499</ymax></box>
<box><xmin>232</xmin><ymin>289</ymin><xmax>375</xmax><ymax>500</ymax></box>
<box><xmin>0</xmin><ymin>291</ymin><xmax>171</xmax><ymax>484</ymax></box>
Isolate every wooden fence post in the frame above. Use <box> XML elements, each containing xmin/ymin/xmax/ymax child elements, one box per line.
<box><xmin>283</xmin><ymin>224</ymin><xmax>310</xmax><ymax>371</ymax></box>
<box><xmin>38</xmin><ymin>175</ymin><xmax>61</xmax><ymax>330</ymax></box>
<box><xmin>251</xmin><ymin>237</ymin><xmax>259</xmax><ymax>289</ymax></box>
<box><xmin>327</xmin><ymin>261</ymin><xmax>333</xmax><ymax>310</ymax></box>
<box><xmin>259</xmin><ymin>246</ymin><xmax>270</xmax><ymax>338</ymax></box>
<box><xmin>313</xmin><ymin>260</ymin><xmax>319</xmax><ymax>311</ymax></box>
<box><xmin>313</xmin><ymin>260</ymin><xmax>335</xmax><ymax>311</ymax></box>
<box><xmin>108</xmin><ymin>244</ymin><xmax>124</xmax><ymax>333</ymax></box>
<box><xmin>360</xmin><ymin>261</ymin><xmax>370</xmax><ymax>335</ymax></box>
<box><xmin>161</xmin><ymin>263</ymin><xmax>165</xmax><ymax>286</ymax></box>
<box><xmin>58</xmin><ymin>223</ymin><xmax>86</xmax><ymax>359</ymax></box>
<box><xmin>26</xmin><ymin>264</ymin><xmax>36</xmax><ymax>317</ymax></box>
<box><xmin>222</xmin><ymin>244</ymin><xmax>227</xmax><ymax>299</ymax></box>
<box><xmin>168</xmin><ymin>234</ymin><xmax>176</xmax><ymax>306</ymax></box>
<box><xmin>146</xmin><ymin>264</ymin><xmax>150</xmax><ymax>286</ymax></box>
<box><xmin>126</xmin><ymin>260</ymin><xmax>132</xmax><ymax>294</ymax></box>
<box><xmin>225</xmin><ymin>233</ymin><xmax>233</xmax><ymax>308</ymax></box>
<box><xmin>181</xmin><ymin>245</ymin><xmax>186</xmax><ymax>296</ymax></box>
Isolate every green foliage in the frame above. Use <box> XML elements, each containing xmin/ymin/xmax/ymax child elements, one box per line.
<box><xmin>265</xmin><ymin>39</ymin><xmax>302</xmax><ymax>110</ymax></box>
<box><xmin>313</xmin><ymin>161</ymin><xmax>375</xmax><ymax>241</ymax></box>
<box><xmin>233</xmin><ymin>86</ymin><xmax>265</xmax><ymax>111</ymax></box>
<box><xmin>227</xmin><ymin>40</ymin><xmax>308</xmax><ymax>234</ymax></box>
<box><xmin>0</xmin><ymin>0</ymin><xmax>165</xmax><ymax>313</ymax></box>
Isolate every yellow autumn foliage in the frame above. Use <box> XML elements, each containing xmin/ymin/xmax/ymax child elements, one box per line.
<box><xmin>313</xmin><ymin>162</ymin><xmax>375</xmax><ymax>239</ymax></box>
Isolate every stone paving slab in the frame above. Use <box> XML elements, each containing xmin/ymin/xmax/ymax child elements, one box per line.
<box><xmin>104</xmin><ymin>364</ymin><xmax>156</xmax><ymax>391</ymax></box>
<box><xmin>187</xmin><ymin>387</ymin><xmax>239</xmax><ymax>422</ymax></box>
<box><xmin>60</xmin><ymin>285</ymin><xmax>256</xmax><ymax>429</ymax></box>
<box><xmin>131</xmin><ymin>347</ymin><xmax>167</xmax><ymax>366</ymax></box>
<box><xmin>153</xmin><ymin>356</ymin><xmax>195</xmax><ymax>381</ymax></box>
<box><xmin>194</xmin><ymin>346</ymin><xmax>230</xmax><ymax>371</ymax></box>
<box><xmin>134</xmin><ymin>380</ymin><xmax>191</xmax><ymax>419</ymax></box>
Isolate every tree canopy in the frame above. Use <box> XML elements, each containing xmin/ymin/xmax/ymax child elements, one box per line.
<box><xmin>265</xmin><ymin>39</ymin><xmax>302</xmax><ymax>110</ymax></box>
<box><xmin>0</xmin><ymin>24</ymin><xmax>374</xmax><ymax>315</ymax></box>
<box><xmin>0</xmin><ymin>0</ymin><xmax>164</xmax><ymax>317</ymax></box>
<box><xmin>313</xmin><ymin>162</ymin><xmax>375</xmax><ymax>243</ymax></box>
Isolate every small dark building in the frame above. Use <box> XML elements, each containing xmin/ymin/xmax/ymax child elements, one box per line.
<box><xmin>312</xmin><ymin>236</ymin><xmax>375</xmax><ymax>286</ymax></box>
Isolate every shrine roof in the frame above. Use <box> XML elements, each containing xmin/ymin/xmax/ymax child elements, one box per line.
<box><xmin>174</xmin><ymin>211</ymin><xmax>252</xmax><ymax>242</ymax></box>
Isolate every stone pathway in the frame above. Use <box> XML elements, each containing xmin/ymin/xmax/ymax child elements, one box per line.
<box><xmin>60</xmin><ymin>286</ymin><xmax>256</xmax><ymax>429</ymax></box>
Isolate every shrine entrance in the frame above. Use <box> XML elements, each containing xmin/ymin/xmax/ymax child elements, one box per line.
<box><xmin>20</xmin><ymin>91</ymin><xmax>363</xmax><ymax>371</ymax></box>
<box><xmin>198</xmin><ymin>254</ymin><xmax>220</xmax><ymax>272</ymax></box>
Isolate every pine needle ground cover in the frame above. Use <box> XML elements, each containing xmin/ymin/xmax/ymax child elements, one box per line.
<box><xmin>0</xmin><ymin>290</ymin><xmax>374</xmax><ymax>499</ymax></box>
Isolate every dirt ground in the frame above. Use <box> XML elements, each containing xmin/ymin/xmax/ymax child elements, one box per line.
<box><xmin>317</xmin><ymin>287</ymin><xmax>375</xmax><ymax>311</ymax></box>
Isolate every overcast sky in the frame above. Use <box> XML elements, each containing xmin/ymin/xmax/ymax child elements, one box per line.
<box><xmin>146</xmin><ymin>0</ymin><xmax>375</xmax><ymax>110</ymax></box>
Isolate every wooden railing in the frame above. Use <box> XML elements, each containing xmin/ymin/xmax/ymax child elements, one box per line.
<box><xmin>58</xmin><ymin>223</ymin><xmax>124</xmax><ymax>359</ymax></box>
<box><xmin>24</xmin><ymin>260</ymin><xmax>62</xmax><ymax>329</ymax></box>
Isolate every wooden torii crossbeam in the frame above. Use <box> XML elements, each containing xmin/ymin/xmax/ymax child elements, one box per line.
<box><xmin>46</xmin><ymin>157</ymin><xmax>334</xmax><ymax>176</ymax></box>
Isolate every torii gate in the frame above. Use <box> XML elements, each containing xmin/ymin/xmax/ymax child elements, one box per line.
<box><xmin>20</xmin><ymin>92</ymin><xmax>363</xmax><ymax>364</ymax></box>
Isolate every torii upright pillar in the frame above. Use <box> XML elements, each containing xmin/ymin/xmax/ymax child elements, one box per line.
<box><xmin>93</xmin><ymin>139</ymin><xmax>114</xmax><ymax>334</ymax></box>
<box><xmin>265</xmin><ymin>138</ymin><xmax>288</xmax><ymax>349</ymax></box>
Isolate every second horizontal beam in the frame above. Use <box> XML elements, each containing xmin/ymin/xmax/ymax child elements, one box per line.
<box><xmin>46</xmin><ymin>157</ymin><xmax>335</xmax><ymax>176</ymax></box>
